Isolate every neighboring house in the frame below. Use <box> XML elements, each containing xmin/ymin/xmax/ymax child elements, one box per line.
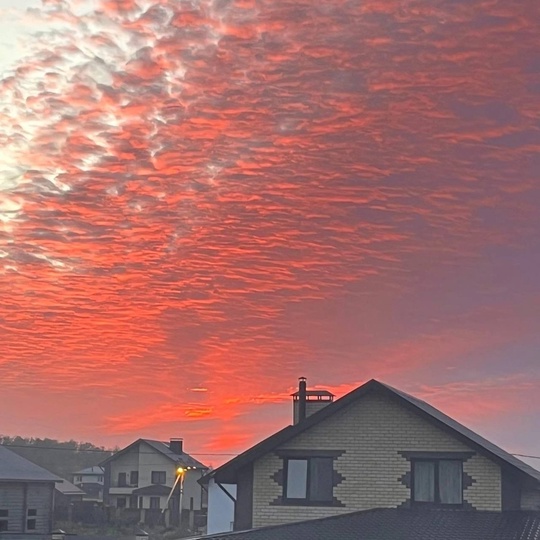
<box><xmin>101</xmin><ymin>438</ymin><xmax>208</xmax><ymax>529</ymax></box>
<box><xmin>206</xmin><ymin>479</ymin><xmax>236</xmax><ymax>535</ymax></box>
<box><xmin>0</xmin><ymin>444</ymin><xmax>60</xmax><ymax>540</ymax></box>
<box><xmin>54</xmin><ymin>479</ymin><xmax>84</xmax><ymax>521</ymax></box>
<box><xmin>201</xmin><ymin>378</ymin><xmax>540</xmax><ymax>533</ymax></box>
<box><xmin>71</xmin><ymin>466</ymin><xmax>104</xmax><ymax>502</ymax></box>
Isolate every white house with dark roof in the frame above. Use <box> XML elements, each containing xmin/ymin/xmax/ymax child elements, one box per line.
<box><xmin>201</xmin><ymin>378</ymin><xmax>540</xmax><ymax>534</ymax></box>
<box><xmin>0</xmin><ymin>444</ymin><xmax>60</xmax><ymax>540</ymax></box>
<box><xmin>71</xmin><ymin>466</ymin><xmax>104</xmax><ymax>502</ymax></box>
<box><xmin>101</xmin><ymin>438</ymin><xmax>208</xmax><ymax>529</ymax></box>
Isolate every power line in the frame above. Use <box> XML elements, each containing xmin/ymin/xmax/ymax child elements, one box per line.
<box><xmin>2</xmin><ymin>443</ymin><xmax>539</xmax><ymax>460</ymax></box>
<box><xmin>1</xmin><ymin>444</ymin><xmax>110</xmax><ymax>453</ymax></box>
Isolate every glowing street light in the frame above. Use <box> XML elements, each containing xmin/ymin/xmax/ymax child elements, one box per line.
<box><xmin>163</xmin><ymin>464</ymin><xmax>196</xmax><ymax>527</ymax></box>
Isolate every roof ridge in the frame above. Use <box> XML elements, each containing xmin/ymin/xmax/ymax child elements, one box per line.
<box><xmin>203</xmin><ymin>379</ymin><xmax>540</xmax><ymax>485</ymax></box>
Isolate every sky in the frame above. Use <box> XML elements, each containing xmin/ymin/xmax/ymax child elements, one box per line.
<box><xmin>0</xmin><ymin>0</ymin><xmax>539</xmax><ymax>468</ymax></box>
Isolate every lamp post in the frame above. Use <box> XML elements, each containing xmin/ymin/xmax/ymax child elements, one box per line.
<box><xmin>163</xmin><ymin>466</ymin><xmax>195</xmax><ymax>528</ymax></box>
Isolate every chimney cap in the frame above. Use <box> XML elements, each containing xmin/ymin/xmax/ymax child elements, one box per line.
<box><xmin>292</xmin><ymin>389</ymin><xmax>334</xmax><ymax>398</ymax></box>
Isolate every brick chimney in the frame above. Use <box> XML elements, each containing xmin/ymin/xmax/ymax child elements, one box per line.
<box><xmin>292</xmin><ymin>378</ymin><xmax>334</xmax><ymax>424</ymax></box>
<box><xmin>169</xmin><ymin>438</ymin><xmax>183</xmax><ymax>454</ymax></box>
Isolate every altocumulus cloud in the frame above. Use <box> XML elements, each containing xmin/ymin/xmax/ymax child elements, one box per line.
<box><xmin>0</xmin><ymin>0</ymin><xmax>539</xmax><ymax>453</ymax></box>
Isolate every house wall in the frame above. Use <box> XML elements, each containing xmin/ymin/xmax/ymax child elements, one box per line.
<box><xmin>0</xmin><ymin>482</ymin><xmax>24</xmax><ymax>533</ymax></box>
<box><xmin>207</xmin><ymin>479</ymin><xmax>236</xmax><ymax>535</ymax></box>
<box><xmin>521</xmin><ymin>489</ymin><xmax>540</xmax><ymax>511</ymax></box>
<box><xmin>138</xmin><ymin>443</ymin><xmax>173</xmax><ymax>488</ymax></box>
<box><xmin>73</xmin><ymin>473</ymin><xmax>104</xmax><ymax>485</ymax></box>
<box><xmin>293</xmin><ymin>401</ymin><xmax>332</xmax><ymax>424</ymax></box>
<box><xmin>181</xmin><ymin>469</ymin><xmax>205</xmax><ymax>511</ymax></box>
<box><xmin>109</xmin><ymin>447</ymin><xmax>140</xmax><ymax>487</ymax></box>
<box><xmin>26</xmin><ymin>483</ymin><xmax>54</xmax><ymax>533</ymax></box>
<box><xmin>252</xmin><ymin>391</ymin><xmax>502</xmax><ymax>528</ymax></box>
<box><xmin>0</xmin><ymin>481</ymin><xmax>54</xmax><ymax>537</ymax></box>
<box><xmin>77</xmin><ymin>482</ymin><xmax>103</xmax><ymax>501</ymax></box>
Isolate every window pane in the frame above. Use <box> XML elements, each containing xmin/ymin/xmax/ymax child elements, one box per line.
<box><xmin>309</xmin><ymin>458</ymin><xmax>333</xmax><ymax>501</ymax></box>
<box><xmin>151</xmin><ymin>471</ymin><xmax>166</xmax><ymax>484</ymax></box>
<box><xmin>439</xmin><ymin>460</ymin><xmax>462</xmax><ymax>504</ymax></box>
<box><xmin>413</xmin><ymin>461</ymin><xmax>435</xmax><ymax>502</ymax></box>
<box><xmin>286</xmin><ymin>459</ymin><xmax>308</xmax><ymax>499</ymax></box>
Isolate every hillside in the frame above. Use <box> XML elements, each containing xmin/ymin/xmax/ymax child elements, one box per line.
<box><xmin>0</xmin><ymin>435</ymin><xmax>115</xmax><ymax>479</ymax></box>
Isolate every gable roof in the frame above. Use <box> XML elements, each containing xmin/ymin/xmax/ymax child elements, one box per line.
<box><xmin>73</xmin><ymin>466</ymin><xmax>104</xmax><ymax>475</ymax></box>
<box><xmin>203</xmin><ymin>379</ymin><xmax>540</xmax><ymax>485</ymax></box>
<box><xmin>380</xmin><ymin>382</ymin><xmax>540</xmax><ymax>483</ymax></box>
<box><xmin>100</xmin><ymin>439</ymin><xmax>207</xmax><ymax>469</ymax></box>
<box><xmin>0</xmin><ymin>445</ymin><xmax>61</xmax><ymax>483</ymax></box>
<box><xmin>55</xmin><ymin>479</ymin><xmax>85</xmax><ymax>496</ymax></box>
<box><xmin>192</xmin><ymin>508</ymin><xmax>540</xmax><ymax>540</ymax></box>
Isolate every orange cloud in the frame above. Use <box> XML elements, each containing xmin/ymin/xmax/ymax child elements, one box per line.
<box><xmin>0</xmin><ymin>0</ymin><xmax>538</xmax><ymax>457</ymax></box>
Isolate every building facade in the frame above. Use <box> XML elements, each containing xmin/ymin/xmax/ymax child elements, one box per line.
<box><xmin>72</xmin><ymin>466</ymin><xmax>104</xmax><ymax>502</ymax></box>
<box><xmin>203</xmin><ymin>379</ymin><xmax>540</xmax><ymax>531</ymax></box>
<box><xmin>0</xmin><ymin>445</ymin><xmax>60</xmax><ymax>540</ymax></box>
<box><xmin>102</xmin><ymin>438</ymin><xmax>208</xmax><ymax>529</ymax></box>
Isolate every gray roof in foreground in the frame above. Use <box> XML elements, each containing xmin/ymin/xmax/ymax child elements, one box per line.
<box><xmin>194</xmin><ymin>508</ymin><xmax>540</xmax><ymax>540</ymax></box>
<box><xmin>0</xmin><ymin>445</ymin><xmax>61</xmax><ymax>482</ymax></box>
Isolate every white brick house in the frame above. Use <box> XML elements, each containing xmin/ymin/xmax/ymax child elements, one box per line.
<box><xmin>201</xmin><ymin>378</ymin><xmax>540</xmax><ymax>532</ymax></box>
<box><xmin>101</xmin><ymin>438</ymin><xmax>208</xmax><ymax>528</ymax></box>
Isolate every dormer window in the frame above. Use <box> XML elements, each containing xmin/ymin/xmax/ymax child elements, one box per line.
<box><xmin>412</xmin><ymin>459</ymin><xmax>463</xmax><ymax>505</ymax></box>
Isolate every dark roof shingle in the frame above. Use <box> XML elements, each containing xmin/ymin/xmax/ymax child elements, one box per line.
<box><xmin>196</xmin><ymin>508</ymin><xmax>540</xmax><ymax>540</ymax></box>
<box><xmin>100</xmin><ymin>439</ymin><xmax>207</xmax><ymax>469</ymax></box>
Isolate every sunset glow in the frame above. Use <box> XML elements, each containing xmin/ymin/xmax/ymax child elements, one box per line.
<box><xmin>0</xmin><ymin>0</ymin><xmax>539</xmax><ymax>466</ymax></box>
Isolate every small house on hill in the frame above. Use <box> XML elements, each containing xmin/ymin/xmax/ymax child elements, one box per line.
<box><xmin>72</xmin><ymin>466</ymin><xmax>104</xmax><ymax>502</ymax></box>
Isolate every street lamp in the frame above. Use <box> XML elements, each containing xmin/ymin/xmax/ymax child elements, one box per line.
<box><xmin>163</xmin><ymin>465</ymin><xmax>197</xmax><ymax>527</ymax></box>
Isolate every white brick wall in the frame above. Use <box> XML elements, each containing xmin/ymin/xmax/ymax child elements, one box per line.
<box><xmin>252</xmin><ymin>391</ymin><xmax>502</xmax><ymax>527</ymax></box>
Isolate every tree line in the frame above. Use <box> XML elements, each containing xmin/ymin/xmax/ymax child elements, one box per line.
<box><xmin>0</xmin><ymin>435</ymin><xmax>116</xmax><ymax>480</ymax></box>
